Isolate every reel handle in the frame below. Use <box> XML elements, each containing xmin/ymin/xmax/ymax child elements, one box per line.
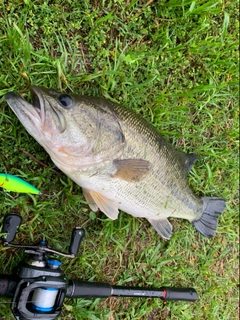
<box><xmin>2</xmin><ymin>214</ymin><xmax>22</xmax><ymax>243</ymax></box>
<box><xmin>69</xmin><ymin>228</ymin><xmax>85</xmax><ymax>256</ymax></box>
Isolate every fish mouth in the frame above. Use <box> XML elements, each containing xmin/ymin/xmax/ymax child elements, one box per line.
<box><xmin>5</xmin><ymin>86</ymin><xmax>44</xmax><ymax>126</ymax></box>
<box><xmin>30</xmin><ymin>86</ymin><xmax>46</xmax><ymax>125</ymax></box>
<box><xmin>31</xmin><ymin>86</ymin><xmax>41</xmax><ymax>110</ymax></box>
<box><xmin>5</xmin><ymin>86</ymin><xmax>65</xmax><ymax>131</ymax></box>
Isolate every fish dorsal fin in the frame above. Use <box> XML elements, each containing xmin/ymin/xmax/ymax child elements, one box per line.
<box><xmin>176</xmin><ymin>151</ymin><xmax>197</xmax><ymax>174</ymax></box>
<box><xmin>112</xmin><ymin>159</ymin><xmax>150</xmax><ymax>182</ymax></box>
<box><xmin>82</xmin><ymin>189</ymin><xmax>119</xmax><ymax>220</ymax></box>
<box><xmin>147</xmin><ymin>218</ymin><xmax>173</xmax><ymax>240</ymax></box>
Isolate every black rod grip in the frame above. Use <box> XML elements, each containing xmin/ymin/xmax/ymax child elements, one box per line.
<box><xmin>66</xmin><ymin>281</ymin><xmax>112</xmax><ymax>298</ymax></box>
<box><xmin>66</xmin><ymin>282</ymin><xmax>197</xmax><ymax>302</ymax></box>
<box><xmin>161</xmin><ymin>287</ymin><xmax>198</xmax><ymax>301</ymax></box>
<box><xmin>111</xmin><ymin>286</ymin><xmax>197</xmax><ymax>301</ymax></box>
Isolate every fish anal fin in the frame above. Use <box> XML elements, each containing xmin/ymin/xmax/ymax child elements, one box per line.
<box><xmin>177</xmin><ymin>151</ymin><xmax>197</xmax><ymax>174</ymax></box>
<box><xmin>112</xmin><ymin>159</ymin><xmax>150</xmax><ymax>182</ymax></box>
<box><xmin>147</xmin><ymin>218</ymin><xmax>173</xmax><ymax>240</ymax></box>
<box><xmin>82</xmin><ymin>188</ymin><xmax>119</xmax><ymax>220</ymax></box>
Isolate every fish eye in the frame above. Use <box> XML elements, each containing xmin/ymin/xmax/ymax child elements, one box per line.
<box><xmin>58</xmin><ymin>94</ymin><xmax>73</xmax><ymax>108</ymax></box>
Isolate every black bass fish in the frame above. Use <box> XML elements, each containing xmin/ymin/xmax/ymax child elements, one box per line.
<box><xmin>5</xmin><ymin>86</ymin><xmax>226</xmax><ymax>239</ymax></box>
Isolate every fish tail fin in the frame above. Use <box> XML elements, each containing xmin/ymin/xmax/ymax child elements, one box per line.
<box><xmin>192</xmin><ymin>197</ymin><xmax>226</xmax><ymax>238</ymax></box>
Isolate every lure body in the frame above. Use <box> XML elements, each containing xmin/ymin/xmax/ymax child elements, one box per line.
<box><xmin>0</xmin><ymin>173</ymin><xmax>40</xmax><ymax>194</ymax></box>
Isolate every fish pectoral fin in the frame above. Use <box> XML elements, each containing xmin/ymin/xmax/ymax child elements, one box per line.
<box><xmin>112</xmin><ymin>159</ymin><xmax>150</xmax><ymax>182</ymax></box>
<box><xmin>147</xmin><ymin>218</ymin><xmax>173</xmax><ymax>240</ymax></box>
<box><xmin>176</xmin><ymin>151</ymin><xmax>197</xmax><ymax>174</ymax></box>
<box><xmin>82</xmin><ymin>189</ymin><xmax>119</xmax><ymax>220</ymax></box>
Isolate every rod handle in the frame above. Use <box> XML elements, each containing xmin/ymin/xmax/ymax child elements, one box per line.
<box><xmin>66</xmin><ymin>281</ymin><xmax>111</xmax><ymax>298</ymax></box>
<box><xmin>0</xmin><ymin>275</ymin><xmax>18</xmax><ymax>297</ymax></box>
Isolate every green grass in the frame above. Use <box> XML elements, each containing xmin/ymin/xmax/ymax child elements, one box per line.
<box><xmin>0</xmin><ymin>0</ymin><xmax>238</xmax><ymax>319</ymax></box>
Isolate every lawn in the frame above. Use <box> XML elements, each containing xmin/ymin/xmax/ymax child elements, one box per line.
<box><xmin>0</xmin><ymin>0</ymin><xmax>239</xmax><ymax>319</ymax></box>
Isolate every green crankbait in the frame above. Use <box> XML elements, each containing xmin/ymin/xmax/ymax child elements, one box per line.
<box><xmin>0</xmin><ymin>173</ymin><xmax>40</xmax><ymax>194</ymax></box>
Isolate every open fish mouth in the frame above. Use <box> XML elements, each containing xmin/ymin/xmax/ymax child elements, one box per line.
<box><xmin>5</xmin><ymin>86</ymin><xmax>66</xmax><ymax>131</ymax></box>
<box><xmin>30</xmin><ymin>86</ymin><xmax>46</xmax><ymax>125</ymax></box>
<box><xmin>30</xmin><ymin>86</ymin><xmax>42</xmax><ymax>110</ymax></box>
<box><xmin>5</xmin><ymin>86</ymin><xmax>44</xmax><ymax>126</ymax></box>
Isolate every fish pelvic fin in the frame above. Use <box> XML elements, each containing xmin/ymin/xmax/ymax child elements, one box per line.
<box><xmin>112</xmin><ymin>159</ymin><xmax>150</xmax><ymax>182</ymax></box>
<box><xmin>192</xmin><ymin>197</ymin><xmax>226</xmax><ymax>238</ymax></box>
<box><xmin>82</xmin><ymin>189</ymin><xmax>99</xmax><ymax>212</ymax></box>
<box><xmin>82</xmin><ymin>188</ymin><xmax>119</xmax><ymax>220</ymax></box>
<box><xmin>147</xmin><ymin>218</ymin><xmax>173</xmax><ymax>240</ymax></box>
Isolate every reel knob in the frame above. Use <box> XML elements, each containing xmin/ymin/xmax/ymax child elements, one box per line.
<box><xmin>2</xmin><ymin>214</ymin><xmax>22</xmax><ymax>243</ymax></box>
<box><xmin>69</xmin><ymin>228</ymin><xmax>85</xmax><ymax>256</ymax></box>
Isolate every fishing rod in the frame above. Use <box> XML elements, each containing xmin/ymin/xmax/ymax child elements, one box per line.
<box><xmin>0</xmin><ymin>213</ymin><xmax>198</xmax><ymax>320</ymax></box>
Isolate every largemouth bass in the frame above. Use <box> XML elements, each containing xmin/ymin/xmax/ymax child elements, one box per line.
<box><xmin>5</xmin><ymin>86</ymin><xmax>226</xmax><ymax>239</ymax></box>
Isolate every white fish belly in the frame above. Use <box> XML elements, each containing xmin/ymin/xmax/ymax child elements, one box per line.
<box><xmin>72</xmin><ymin>170</ymin><xmax>202</xmax><ymax>221</ymax></box>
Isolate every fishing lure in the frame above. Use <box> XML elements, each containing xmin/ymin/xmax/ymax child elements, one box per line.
<box><xmin>0</xmin><ymin>173</ymin><xmax>40</xmax><ymax>194</ymax></box>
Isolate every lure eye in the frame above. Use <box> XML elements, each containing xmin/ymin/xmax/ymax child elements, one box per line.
<box><xmin>58</xmin><ymin>94</ymin><xmax>73</xmax><ymax>108</ymax></box>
